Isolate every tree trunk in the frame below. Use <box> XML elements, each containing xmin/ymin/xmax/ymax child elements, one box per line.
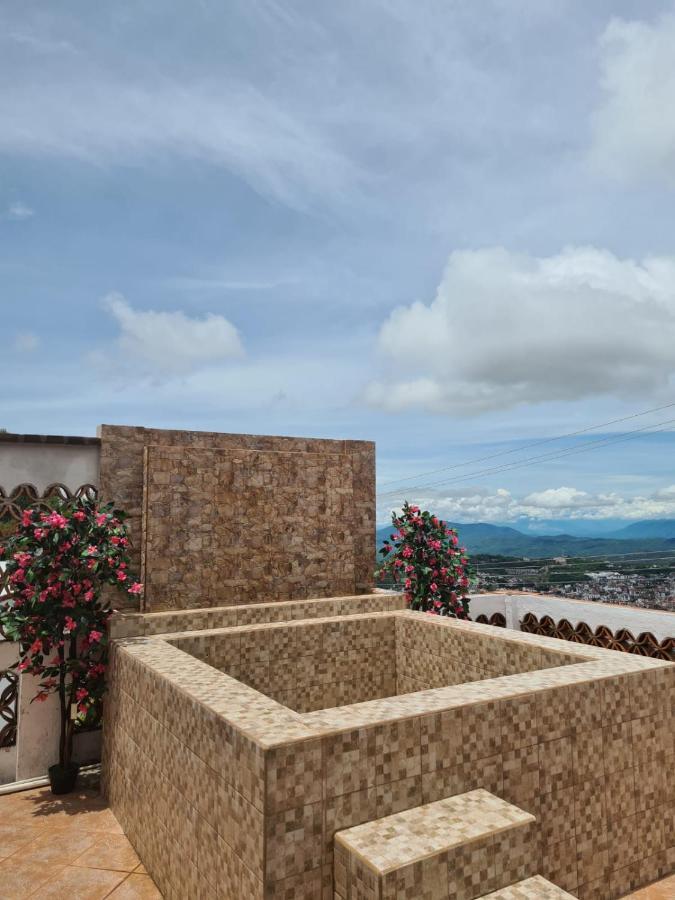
<box><xmin>57</xmin><ymin>643</ymin><xmax>67</xmax><ymax>768</ymax></box>
<box><xmin>64</xmin><ymin>634</ymin><xmax>77</xmax><ymax>769</ymax></box>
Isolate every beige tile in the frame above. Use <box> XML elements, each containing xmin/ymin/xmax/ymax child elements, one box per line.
<box><xmin>0</xmin><ymin>856</ymin><xmax>63</xmax><ymax>899</ymax></box>
<box><xmin>107</xmin><ymin>873</ymin><xmax>164</xmax><ymax>899</ymax></box>
<box><xmin>72</xmin><ymin>834</ymin><xmax>141</xmax><ymax>872</ymax></box>
<box><xmin>35</xmin><ymin>864</ymin><xmax>128</xmax><ymax>899</ymax></box>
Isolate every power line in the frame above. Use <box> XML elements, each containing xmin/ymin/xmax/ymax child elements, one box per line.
<box><xmin>377</xmin><ymin>416</ymin><xmax>675</xmax><ymax>498</ymax></box>
<box><xmin>378</xmin><ymin>400</ymin><xmax>675</xmax><ymax>489</ymax></box>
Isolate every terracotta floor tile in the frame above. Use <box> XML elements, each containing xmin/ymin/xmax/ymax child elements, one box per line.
<box><xmin>623</xmin><ymin>875</ymin><xmax>675</xmax><ymax>900</ymax></box>
<box><xmin>13</xmin><ymin>829</ymin><xmax>99</xmax><ymax>866</ymax></box>
<box><xmin>73</xmin><ymin>834</ymin><xmax>140</xmax><ymax>872</ymax></box>
<box><xmin>0</xmin><ymin>856</ymin><xmax>64</xmax><ymax>900</ymax></box>
<box><xmin>0</xmin><ymin>823</ymin><xmax>43</xmax><ymax>860</ymax></box>
<box><xmin>107</xmin><ymin>874</ymin><xmax>163</xmax><ymax>899</ymax></box>
<box><xmin>34</xmin><ymin>865</ymin><xmax>127</xmax><ymax>899</ymax></box>
<box><xmin>0</xmin><ymin>787</ymin><xmax>161</xmax><ymax>897</ymax></box>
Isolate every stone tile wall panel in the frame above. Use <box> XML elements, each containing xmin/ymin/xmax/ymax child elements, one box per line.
<box><xmin>98</xmin><ymin>425</ymin><xmax>375</xmax><ymax>611</ymax></box>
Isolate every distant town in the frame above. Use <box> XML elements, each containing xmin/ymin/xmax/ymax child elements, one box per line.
<box><xmin>473</xmin><ymin>555</ymin><xmax>675</xmax><ymax>611</ymax></box>
<box><xmin>376</xmin><ymin>519</ymin><xmax>675</xmax><ymax>612</ymax></box>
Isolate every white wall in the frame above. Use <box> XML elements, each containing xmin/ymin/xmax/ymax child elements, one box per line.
<box><xmin>0</xmin><ymin>640</ymin><xmax>17</xmax><ymax>785</ymax></box>
<box><xmin>471</xmin><ymin>591</ymin><xmax>675</xmax><ymax>642</ymax></box>
<box><xmin>0</xmin><ymin>442</ymin><xmax>99</xmax><ymax>493</ymax></box>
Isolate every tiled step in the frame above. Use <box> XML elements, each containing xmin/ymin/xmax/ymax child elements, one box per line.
<box><xmin>479</xmin><ymin>875</ymin><xmax>578</xmax><ymax>899</ymax></box>
<box><xmin>334</xmin><ymin>788</ymin><xmax>538</xmax><ymax>900</ymax></box>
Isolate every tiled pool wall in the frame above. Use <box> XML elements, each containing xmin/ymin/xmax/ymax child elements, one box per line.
<box><xmin>108</xmin><ymin>591</ymin><xmax>406</xmax><ymax>639</ymax></box>
<box><xmin>395</xmin><ymin>615</ymin><xmax>584</xmax><ymax>691</ymax></box>
<box><xmin>168</xmin><ymin>616</ymin><xmax>398</xmax><ymax>712</ymax></box>
<box><xmin>164</xmin><ymin>613</ymin><xmax>583</xmax><ymax>713</ymax></box>
<box><xmin>102</xmin><ymin>600</ymin><xmax>675</xmax><ymax>900</ymax></box>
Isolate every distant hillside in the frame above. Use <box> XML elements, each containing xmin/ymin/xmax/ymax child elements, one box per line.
<box><xmin>605</xmin><ymin>519</ymin><xmax>675</xmax><ymax>540</ymax></box>
<box><xmin>375</xmin><ymin>522</ymin><xmax>675</xmax><ymax>559</ymax></box>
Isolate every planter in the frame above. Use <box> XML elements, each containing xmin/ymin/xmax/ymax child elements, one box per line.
<box><xmin>48</xmin><ymin>763</ymin><xmax>79</xmax><ymax>795</ymax></box>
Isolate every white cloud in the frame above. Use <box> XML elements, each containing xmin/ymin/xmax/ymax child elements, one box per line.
<box><xmin>0</xmin><ymin>80</ymin><xmax>360</xmax><ymax>210</ymax></box>
<box><xmin>13</xmin><ymin>331</ymin><xmax>39</xmax><ymax>351</ymax></box>
<box><xmin>6</xmin><ymin>201</ymin><xmax>34</xmax><ymax>220</ymax></box>
<box><xmin>379</xmin><ymin>483</ymin><xmax>675</xmax><ymax>524</ymax></box>
<box><xmin>366</xmin><ymin>246</ymin><xmax>675</xmax><ymax>414</ymax></box>
<box><xmin>591</xmin><ymin>12</ymin><xmax>675</xmax><ymax>183</ymax></box>
<box><xmin>101</xmin><ymin>293</ymin><xmax>244</xmax><ymax>375</ymax></box>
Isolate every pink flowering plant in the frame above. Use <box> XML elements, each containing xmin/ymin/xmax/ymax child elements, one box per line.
<box><xmin>376</xmin><ymin>502</ymin><xmax>472</xmax><ymax>617</ymax></box>
<box><xmin>0</xmin><ymin>496</ymin><xmax>142</xmax><ymax>773</ymax></box>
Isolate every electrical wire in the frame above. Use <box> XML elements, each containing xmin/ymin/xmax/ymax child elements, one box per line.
<box><xmin>377</xmin><ymin>416</ymin><xmax>675</xmax><ymax>498</ymax></box>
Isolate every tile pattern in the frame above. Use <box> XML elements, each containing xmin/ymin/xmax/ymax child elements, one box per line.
<box><xmin>0</xmin><ymin>781</ymin><xmax>161</xmax><ymax>899</ymax></box>
<box><xmin>334</xmin><ymin>789</ymin><xmax>534</xmax><ymax>872</ymax></box>
<box><xmin>97</xmin><ymin>425</ymin><xmax>375</xmax><ymax>610</ymax></box>
<box><xmin>169</xmin><ymin>614</ymin><xmax>398</xmax><ymax>713</ymax></box>
<box><xmin>480</xmin><ymin>875</ymin><xmax>578</xmax><ymax>899</ymax></box>
<box><xmin>109</xmin><ymin>591</ymin><xmax>406</xmax><ymax>639</ymax></box>
<box><xmin>102</xmin><ymin>603</ymin><xmax>675</xmax><ymax>900</ymax></box>
<box><xmin>334</xmin><ymin>789</ymin><xmax>539</xmax><ymax>899</ymax></box>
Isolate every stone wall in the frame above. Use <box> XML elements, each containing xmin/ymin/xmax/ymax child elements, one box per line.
<box><xmin>98</xmin><ymin>425</ymin><xmax>375</xmax><ymax>611</ymax></box>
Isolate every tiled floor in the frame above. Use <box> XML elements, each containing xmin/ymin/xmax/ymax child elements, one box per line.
<box><xmin>623</xmin><ymin>875</ymin><xmax>675</xmax><ymax>900</ymax></box>
<box><xmin>1</xmin><ymin>778</ymin><xmax>672</xmax><ymax>900</ymax></box>
<box><xmin>0</xmin><ymin>778</ymin><xmax>162</xmax><ymax>899</ymax></box>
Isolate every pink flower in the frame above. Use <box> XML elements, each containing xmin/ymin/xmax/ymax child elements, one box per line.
<box><xmin>21</xmin><ymin>509</ymin><xmax>34</xmax><ymax>526</ymax></box>
<box><xmin>89</xmin><ymin>630</ymin><xmax>103</xmax><ymax>643</ymax></box>
<box><xmin>75</xmin><ymin>687</ymin><xmax>88</xmax><ymax>702</ymax></box>
<box><xmin>86</xmin><ymin>545</ymin><xmax>98</xmax><ymax>555</ymax></box>
<box><xmin>64</xmin><ymin>616</ymin><xmax>77</xmax><ymax>633</ymax></box>
<box><xmin>402</xmin><ymin>546</ymin><xmax>413</xmax><ymax>559</ymax></box>
<box><xmin>33</xmin><ymin>528</ymin><xmax>45</xmax><ymax>540</ymax></box>
<box><xmin>96</xmin><ymin>513</ymin><xmax>107</xmax><ymax>526</ymax></box>
<box><xmin>116</xmin><ymin>570</ymin><xmax>127</xmax><ymax>582</ymax></box>
<box><xmin>46</xmin><ymin>512</ymin><xmax>67</xmax><ymax>529</ymax></box>
<box><xmin>84</xmin><ymin>589</ymin><xmax>95</xmax><ymax>602</ymax></box>
<box><xmin>404</xmin><ymin>579</ymin><xmax>412</xmax><ymax>589</ymax></box>
<box><xmin>73</xmin><ymin>510</ymin><xmax>86</xmax><ymax>521</ymax></box>
<box><xmin>430</xmin><ymin>582</ymin><xmax>438</xmax><ymax>592</ymax></box>
<box><xmin>127</xmin><ymin>582</ymin><xmax>143</xmax><ymax>595</ymax></box>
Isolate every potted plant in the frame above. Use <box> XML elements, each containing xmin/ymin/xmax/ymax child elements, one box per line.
<box><xmin>0</xmin><ymin>496</ymin><xmax>141</xmax><ymax>794</ymax></box>
<box><xmin>377</xmin><ymin>502</ymin><xmax>472</xmax><ymax>617</ymax></box>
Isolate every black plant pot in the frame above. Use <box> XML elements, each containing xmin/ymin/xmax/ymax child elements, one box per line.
<box><xmin>48</xmin><ymin>763</ymin><xmax>79</xmax><ymax>795</ymax></box>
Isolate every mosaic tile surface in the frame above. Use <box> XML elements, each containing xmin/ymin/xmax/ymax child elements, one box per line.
<box><xmin>102</xmin><ymin>600</ymin><xmax>675</xmax><ymax>899</ymax></box>
<box><xmin>334</xmin><ymin>789</ymin><xmax>534</xmax><ymax>874</ymax></box>
<box><xmin>98</xmin><ymin>425</ymin><xmax>375</xmax><ymax>610</ymax></box>
<box><xmin>480</xmin><ymin>875</ymin><xmax>577</xmax><ymax>899</ymax></box>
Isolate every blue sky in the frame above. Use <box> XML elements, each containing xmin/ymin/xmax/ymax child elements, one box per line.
<box><xmin>3</xmin><ymin>1</ymin><xmax>675</xmax><ymax>525</ymax></box>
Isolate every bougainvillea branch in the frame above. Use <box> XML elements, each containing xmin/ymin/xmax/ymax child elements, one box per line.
<box><xmin>0</xmin><ymin>496</ymin><xmax>142</xmax><ymax>770</ymax></box>
<box><xmin>376</xmin><ymin>502</ymin><xmax>472</xmax><ymax>617</ymax></box>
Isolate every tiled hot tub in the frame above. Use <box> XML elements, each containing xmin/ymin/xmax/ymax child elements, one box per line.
<box><xmin>103</xmin><ymin>600</ymin><xmax>674</xmax><ymax>899</ymax></box>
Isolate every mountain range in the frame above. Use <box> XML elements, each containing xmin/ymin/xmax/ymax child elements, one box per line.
<box><xmin>375</xmin><ymin>519</ymin><xmax>675</xmax><ymax>559</ymax></box>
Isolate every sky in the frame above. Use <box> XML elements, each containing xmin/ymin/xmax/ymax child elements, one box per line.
<box><xmin>3</xmin><ymin>1</ymin><xmax>675</xmax><ymax>527</ymax></box>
